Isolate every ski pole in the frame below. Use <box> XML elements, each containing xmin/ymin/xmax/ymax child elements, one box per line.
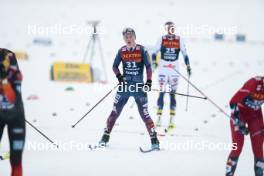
<box><xmin>151</xmin><ymin>88</ymin><xmax>207</xmax><ymax>100</ymax></box>
<box><xmin>185</xmin><ymin>75</ymin><xmax>190</xmax><ymax>111</ymax></box>
<box><xmin>252</xmin><ymin>128</ymin><xmax>264</xmax><ymax>137</ymax></box>
<box><xmin>171</xmin><ymin>68</ymin><xmax>262</xmax><ymax>137</ymax></box>
<box><xmin>25</xmin><ymin>119</ymin><xmax>59</xmax><ymax>148</ymax></box>
<box><xmin>72</xmin><ymin>83</ymin><xmax>119</xmax><ymax>128</ymax></box>
<box><xmin>171</xmin><ymin>67</ymin><xmax>230</xmax><ymax>117</ymax></box>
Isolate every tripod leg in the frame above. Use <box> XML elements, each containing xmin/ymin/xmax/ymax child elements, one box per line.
<box><xmin>97</xmin><ymin>35</ymin><xmax>108</xmax><ymax>82</ymax></box>
<box><xmin>88</xmin><ymin>35</ymin><xmax>96</xmax><ymax>64</ymax></box>
<box><xmin>82</xmin><ymin>36</ymin><xmax>93</xmax><ymax>63</ymax></box>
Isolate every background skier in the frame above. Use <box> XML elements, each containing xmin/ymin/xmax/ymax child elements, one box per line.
<box><xmin>152</xmin><ymin>21</ymin><xmax>191</xmax><ymax>130</ymax></box>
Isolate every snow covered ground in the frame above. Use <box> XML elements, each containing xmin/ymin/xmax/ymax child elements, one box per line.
<box><xmin>0</xmin><ymin>0</ymin><xmax>264</xmax><ymax>175</ymax></box>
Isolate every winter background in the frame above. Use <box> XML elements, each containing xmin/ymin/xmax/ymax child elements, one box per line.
<box><xmin>0</xmin><ymin>0</ymin><xmax>264</xmax><ymax>175</ymax></box>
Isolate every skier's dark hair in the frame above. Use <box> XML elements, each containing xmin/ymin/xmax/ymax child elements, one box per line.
<box><xmin>122</xmin><ymin>27</ymin><xmax>136</xmax><ymax>39</ymax></box>
<box><xmin>164</xmin><ymin>21</ymin><xmax>174</xmax><ymax>26</ymax></box>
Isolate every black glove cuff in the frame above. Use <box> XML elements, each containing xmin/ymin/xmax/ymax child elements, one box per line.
<box><xmin>146</xmin><ymin>80</ymin><xmax>152</xmax><ymax>84</ymax></box>
<box><xmin>116</xmin><ymin>73</ymin><xmax>122</xmax><ymax>78</ymax></box>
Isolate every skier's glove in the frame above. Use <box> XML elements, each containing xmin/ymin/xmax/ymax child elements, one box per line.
<box><xmin>116</xmin><ymin>73</ymin><xmax>126</xmax><ymax>84</ymax></box>
<box><xmin>144</xmin><ymin>80</ymin><xmax>152</xmax><ymax>92</ymax></box>
<box><xmin>230</xmin><ymin>104</ymin><xmax>249</xmax><ymax>135</ymax></box>
<box><xmin>187</xmin><ymin>65</ymin><xmax>191</xmax><ymax>76</ymax></box>
<box><xmin>233</xmin><ymin>118</ymin><xmax>249</xmax><ymax>135</ymax></box>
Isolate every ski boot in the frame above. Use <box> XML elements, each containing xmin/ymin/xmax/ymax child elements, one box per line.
<box><xmin>255</xmin><ymin>158</ymin><xmax>264</xmax><ymax>176</ymax></box>
<box><xmin>3</xmin><ymin>152</ymin><xmax>10</xmax><ymax>160</ymax></box>
<box><xmin>225</xmin><ymin>157</ymin><xmax>239</xmax><ymax>176</ymax></box>
<box><xmin>151</xmin><ymin>132</ymin><xmax>160</xmax><ymax>150</ymax></box>
<box><xmin>99</xmin><ymin>129</ymin><xmax>110</xmax><ymax>147</ymax></box>
<box><xmin>166</xmin><ymin>114</ymin><xmax>176</xmax><ymax>132</ymax></box>
<box><xmin>168</xmin><ymin>122</ymin><xmax>176</xmax><ymax>130</ymax></box>
<box><xmin>0</xmin><ymin>152</ymin><xmax>10</xmax><ymax>160</ymax></box>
